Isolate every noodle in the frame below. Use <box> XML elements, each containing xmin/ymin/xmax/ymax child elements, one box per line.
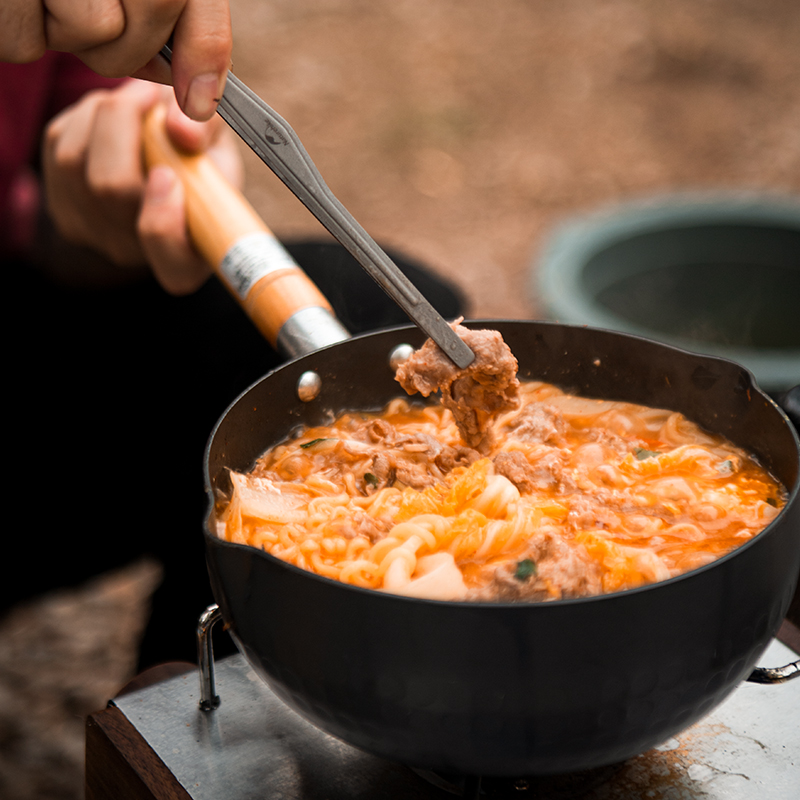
<box><xmin>216</xmin><ymin>382</ymin><xmax>786</xmax><ymax>602</ymax></box>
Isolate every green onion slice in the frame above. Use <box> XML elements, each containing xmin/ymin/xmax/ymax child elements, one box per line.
<box><xmin>514</xmin><ymin>558</ymin><xmax>537</xmax><ymax>581</ymax></box>
<box><xmin>300</xmin><ymin>438</ymin><xmax>336</xmax><ymax>449</ymax></box>
<box><xmin>634</xmin><ymin>447</ymin><xmax>661</xmax><ymax>460</ymax></box>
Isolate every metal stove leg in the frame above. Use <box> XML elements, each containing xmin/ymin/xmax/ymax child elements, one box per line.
<box><xmin>747</xmin><ymin>659</ymin><xmax>799</xmax><ymax>683</ymax></box>
<box><xmin>197</xmin><ymin>603</ymin><xmax>222</xmax><ymax>711</ymax></box>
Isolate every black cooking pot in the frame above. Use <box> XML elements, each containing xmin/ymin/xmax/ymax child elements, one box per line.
<box><xmin>203</xmin><ymin>320</ymin><xmax>800</xmax><ymax>777</ymax></box>
<box><xmin>140</xmin><ymin>106</ymin><xmax>798</xmax><ymax>777</ymax></box>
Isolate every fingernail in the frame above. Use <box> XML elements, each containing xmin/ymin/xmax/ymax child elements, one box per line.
<box><xmin>185</xmin><ymin>73</ymin><xmax>222</xmax><ymax>120</ymax></box>
<box><xmin>147</xmin><ymin>166</ymin><xmax>177</xmax><ymax>201</ymax></box>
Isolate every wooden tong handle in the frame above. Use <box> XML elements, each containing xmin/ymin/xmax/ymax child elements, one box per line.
<box><xmin>141</xmin><ymin>104</ymin><xmax>337</xmax><ymax>348</ymax></box>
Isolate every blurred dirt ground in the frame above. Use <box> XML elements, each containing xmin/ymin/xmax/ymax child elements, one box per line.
<box><xmin>228</xmin><ymin>0</ymin><xmax>800</xmax><ymax>319</ymax></box>
<box><xmin>1</xmin><ymin>1</ymin><xmax>799</xmax><ymax>798</ymax></box>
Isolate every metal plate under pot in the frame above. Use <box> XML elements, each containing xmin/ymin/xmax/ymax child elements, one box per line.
<box><xmin>112</xmin><ymin>638</ymin><xmax>799</xmax><ymax>799</ymax></box>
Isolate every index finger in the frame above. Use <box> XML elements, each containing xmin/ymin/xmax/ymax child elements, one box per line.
<box><xmin>44</xmin><ymin>0</ymin><xmax>125</xmax><ymax>53</ymax></box>
<box><xmin>84</xmin><ymin>81</ymin><xmax>167</xmax><ymax>200</ymax></box>
<box><xmin>61</xmin><ymin>0</ymin><xmax>186</xmax><ymax>78</ymax></box>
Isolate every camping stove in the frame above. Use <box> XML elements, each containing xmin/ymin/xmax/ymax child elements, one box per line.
<box><xmin>87</xmin><ymin>609</ymin><xmax>799</xmax><ymax>800</ymax></box>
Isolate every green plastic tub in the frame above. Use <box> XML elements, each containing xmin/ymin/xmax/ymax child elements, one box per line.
<box><xmin>536</xmin><ymin>193</ymin><xmax>799</xmax><ymax>393</ymax></box>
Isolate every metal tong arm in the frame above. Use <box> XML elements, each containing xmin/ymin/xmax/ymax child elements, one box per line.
<box><xmin>217</xmin><ymin>76</ymin><xmax>474</xmax><ymax>368</ymax></box>
<box><xmin>160</xmin><ymin>45</ymin><xmax>473</xmax><ymax>369</ymax></box>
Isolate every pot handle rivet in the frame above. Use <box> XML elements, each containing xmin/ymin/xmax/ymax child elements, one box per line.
<box><xmin>389</xmin><ymin>343</ymin><xmax>414</xmax><ymax>372</ymax></box>
<box><xmin>297</xmin><ymin>371</ymin><xmax>322</xmax><ymax>402</ymax></box>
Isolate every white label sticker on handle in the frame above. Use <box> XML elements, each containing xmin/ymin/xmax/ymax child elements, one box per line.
<box><xmin>219</xmin><ymin>232</ymin><xmax>300</xmax><ymax>300</ymax></box>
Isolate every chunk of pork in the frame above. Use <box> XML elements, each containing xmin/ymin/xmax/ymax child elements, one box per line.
<box><xmin>473</xmin><ymin>532</ymin><xmax>602</xmax><ymax>602</ymax></box>
<box><xmin>395</xmin><ymin>322</ymin><xmax>520</xmax><ymax>453</ymax></box>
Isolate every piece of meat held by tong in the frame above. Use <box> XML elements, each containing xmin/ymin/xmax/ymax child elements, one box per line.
<box><xmin>396</xmin><ymin>320</ymin><xmax>521</xmax><ymax>453</ymax></box>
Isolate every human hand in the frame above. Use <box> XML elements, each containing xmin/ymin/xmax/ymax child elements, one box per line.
<box><xmin>42</xmin><ymin>79</ymin><xmax>244</xmax><ymax>295</ymax></box>
<box><xmin>0</xmin><ymin>0</ymin><xmax>231</xmax><ymax>120</ymax></box>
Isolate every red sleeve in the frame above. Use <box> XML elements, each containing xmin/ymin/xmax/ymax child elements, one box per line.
<box><xmin>0</xmin><ymin>53</ymin><xmax>125</xmax><ymax>256</ymax></box>
<box><xmin>45</xmin><ymin>52</ymin><xmax>125</xmax><ymax>118</ymax></box>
